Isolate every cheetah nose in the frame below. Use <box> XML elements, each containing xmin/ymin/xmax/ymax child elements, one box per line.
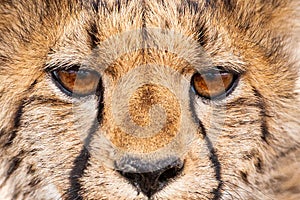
<box><xmin>116</xmin><ymin>157</ymin><xmax>184</xmax><ymax>198</ymax></box>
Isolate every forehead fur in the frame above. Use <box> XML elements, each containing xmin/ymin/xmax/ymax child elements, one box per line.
<box><xmin>0</xmin><ymin>0</ymin><xmax>298</xmax><ymax>62</ymax></box>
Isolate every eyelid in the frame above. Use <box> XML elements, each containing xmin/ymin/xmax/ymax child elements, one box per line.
<box><xmin>45</xmin><ymin>62</ymin><xmax>93</xmax><ymax>73</ymax></box>
<box><xmin>198</xmin><ymin>66</ymin><xmax>240</xmax><ymax>75</ymax></box>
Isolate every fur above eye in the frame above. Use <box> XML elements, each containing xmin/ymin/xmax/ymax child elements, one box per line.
<box><xmin>51</xmin><ymin>66</ymin><xmax>100</xmax><ymax>97</ymax></box>
<box><xmin>191</xmin><ymin>68</ymin><xmax>239</xmax><ymax>100</ymax></box>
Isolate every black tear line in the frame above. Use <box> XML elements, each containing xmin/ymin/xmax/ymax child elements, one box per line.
<box><xmin>67</xmin><ymin>112</ymin><xmax>100</xmax><ymax>200</ymax></box>
<box><xmin>67</xmin><ymin>78</ymin><xmax>104</xmax><ymax>199</ymax></box>
<box><xmin>199</xmin><ymin>120</ymin><xmax>223</xmax><ymax>200</ymax></box>
<box><xmin>67</xmin><ymin>146</ymin><xmax>90</xmax><ymax>200</ymax></box>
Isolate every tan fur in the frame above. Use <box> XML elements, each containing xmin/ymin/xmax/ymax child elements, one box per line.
<box><xmin>0</xmin><ymin>0</ymin><xmax>299</xmax><ymax>199</ymax></box>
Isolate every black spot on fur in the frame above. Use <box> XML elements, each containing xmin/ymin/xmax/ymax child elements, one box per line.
<box><xmin>7</xmin><ymin>157</ymin><xmax>22</xmax><ymax>177</ymax></box>
<box><xmin>254</xmin><ymin>157</ymin><xmax>263</xmax><ymax>172</ymax></box>
<box><xmin>4</xmin><ymin>101</ymin><xmax>24</xmax><ymax>147</ymax></box>
<box><xmin>12</xmin><ymin>191</ymin><xmax>21</xmax><ymax>200</ymax></box>
<box><xmin>3</xmin><ymin>130</ymin><xmax>17</xmax><ymax>147</ymax></box>
<box><xmin>27</xmin><ymin>164</ymin><xmax>36</xmax><ymax>175</ymax></box>
<box><xmin>3</xmin><ymin>80</ymin><xmax>39</xmax><ymax>147</ymax></box>
<box><xmin>205</xmin><ymin>0</ymin><xmax>213</xmax><ymax>7</ymax></box>
<box><xmin>91</xmin><ymin>0</ymin><xmax>100</xmax><ymax>12</ymax></box>
<box><xmin>6</xmin><ymin>151</ymin><xmax>25</xmax><ymax>182</ymax></box>
<box><xmin>240</xmin><ymin>171</ymin><xmax>249</xmax><ymax>183</ymax></box>
<box><xmin>0</xmin><ymin>129</ymin><xmax>4</xmax><ymax>138</ymax></box>
<box><xmin>205</xmin><ymin>0</ymin><xmax>235</xmax><ymax>11</ymax></box>
<box><xmin>88</xmin><ymin>22</ymin><xmax>100</xmax><ymax>49</ymax></box>
<box><xmin>197</xmin><ymin>23</ymin><xmax>207</xmax><ymax>47</ymax></box>
<box><xmin>253</xmin><ymin>88</ymin><xmax>271</xmax><ymax>144</ymax></box>
<box><xmin>12</xmin><ymin>105</ymin><xmax>23</xmax><ymax>134</ymax></box>
<box><xmin>28</xmin><ymin>177</ymin><xmax>41</xmax><ymax>187</ymax></box>
<box><xmin>0</xmin><ymin>89</ymin><xmax>4</xmax><ymax>99</ymax></box>
<box><xmin>199</xmin><ymin>120</ymin><xmax>223</xmax><ymax>200</ymax></box>
<box><xmin>261</xmin><ymin>123</ymin><xmax>270</xmax><ymax>144</ymax></box>
<box><xmin>28</xmin><ymin>79</ymin><xmax>38</xmax><ymax>91</ymax></box>
<box><xmin>178</xmin><ymin>0</ymin><xmax>200</xmax><ymax>14</ymax></box>
<box><xmin>223</xmin><ymin>0</ymin><xmax>235</xmax><ymax>11</ymax></box>
<box><xmin>93</xmin><ymin>0</ymin><xmax>125</xmax><ymax>13</ymax></box>
<box><xmin>242</xmin><ymin>150</ymin><xmax>264</xmax><ymax>173</ymax></box>
<box><xmin>141</xmin><ymin>0</ymin><xmax>147</xmax><ymax>29</ymax></box>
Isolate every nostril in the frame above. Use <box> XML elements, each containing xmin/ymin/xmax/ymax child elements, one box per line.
<box><xmin>117</xmin><ymin>158</ymin><xmax>184</xmax><ymax>197</ymax></box>
<box><xmin>121</xmin><ymin>171</ymin><xmax>141</xmax><ymax>182</ymax></box>
<box><xmin>158</xmin><ymin>162</ymin><xmax>184</xmax><ymax>183</ymax></box>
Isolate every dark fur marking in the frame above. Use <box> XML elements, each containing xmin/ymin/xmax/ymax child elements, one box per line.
<box><xmin>226</xmin><ymin>97</ymin><xmax>260</xmax><ymax>108</ymax></box>
<box><xmin>253</xmin><ymin>88</ymin><xmax>271</xmax><ymax>144</ymax></box>
<box><xmin>254</xmin><ymin>157</ymin><xmax>263</xmax><ymax>172</ymax></box>
<box><xmin>3</xmin><ymin>80</ymin><xmax>45</xmax><ymax>147</ymax></box>
<box><xmin>189</xmin><ymin>89</ymin><xmax>223</xmax><ymax>200</ymax></box>
<box><xmin>3</xmin><ymin>95</ymin><xmax>69</xmax><ymax>147</ymax></box>
<box><xmin>28</xmin><ymin>177</ymin><xmax>41</xmax><ymax>187</ymax></box>
<box><xmin>88</xmin><ymin>22</ymin><xmax>100</xmax><ymax>49</ymax></box>
<box><xmin>223</xmin><ymin>0</ymin><xmax>235</xmax><ymax>11</ymax></box>
<box><xmin>205</xmin><ymin>0</ymin><xmax>213</xmax><ymax>7</ymax></box>
<box><xmin>67</xmin><ymin>78</ymin><xmax>104</xmax><ymax>199</ymax></box>
<box><xmin>240</xmin><ymin>171</ymin><xmax>249</xmax><ymax>183</ymax></box>
<box><xmin>12</xmin><ymin>193</ymin><xmax>20</xmax><ymax>200</ymax></box>
<box><xmin>7</xmin><ymin>155</ymin><xmax>23</xmax><ymax>177</ymax></box>
<box><xmin>141</xmin><ymin>0</ymin><xmax>147</xmax><ymax>29</ymax></box>
<box><xmin>24</xmin><ymin>96</ymin><xmax>72</xmax><ymax>106</ymax></box>
<box><xmin>277</xmin><ymin>146</ymin><xmax>298</xmax><ymax>159</ymax></box>
<box><xmin>3</xmin><ymin>101</ymin><xmax>24</xmax><ymax>147</ymax></box>
<box><xmin>243</xmin><ymin>149</ymin><xmax>258</xmax><ymax>160</ymax></box>
<box><xmin>178</xmin><ymin>0</ymin><xmax>200</xmax><ymax>14</ymax></box>
<box><xmin>140</xmin><ymin>0</ymin><xmax>148</xmax><ymax>57</ymax></box>
<box><xmin>94</xmin><ymin>0</ymin><xmax>125</xmax><ymax>13</ymax></box>
<box><xmin>27</xmin><ymin>164</ymin><xmax>36</xmax><ymax>175</ymax></box>
<box><xmin>0</xmin><ymin>129</ymin><xmax>4</xmax><ymax>138</ymax></box>
<box><xmin>67</xmin><ymin>136</ymin><xmax>91</xmax><ymax>199</ymax></box>
<box><xmin>205</xmin><ymin>0</ymin><xmax>234</xmax><ymax>9</ymax></box>
<box><xmin>199</xmin><ymin>120</ymin><xmax>223</xmax><ymax>200</ymax></box>
<box><xmin>3</xmin><ymin>130</ymin><xmax>17</xmax><ymax>147</ymax></box>
<box><xmin>28</xmin><ymin>79</ymin><xmax>38</xmax><ymax>91</ymax></box>
<box><xmin>261</xmin><ymin>122</ymin><xmax>270</xmax><ymax>144</ymax></box>
<box><xmin>242</xmin><ymin>149</ymin><xmax>264</xmax><ymax>173</ymax></box>
<box><xmin>91</xmin><ymin>0</ymin><xmax>100</xmax><ymax>13</ymax></box>
<box><xmin>197</xmin><ymin>25</ymin><xmax>207</xmax><ymax>47</ymax></box>
<box><xmin>0</xmin><ymin>150</ymin><xmax>26</xmax><ymax>189</ymax></box>
<box><xmin>0</xmin><ymin>88</ymin><xmax>5</xmax><ymax>99</ymax></box>
<box><xmin>95</xmin><ymin>76</ymin><xmax>104</xmax><ymax>122</ymax></box>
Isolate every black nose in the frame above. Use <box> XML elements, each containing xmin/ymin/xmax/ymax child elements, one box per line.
<box><xmin>116</xmin><ymin>157</ymin><xmax>184</xmax><ymax>198</ymax></box>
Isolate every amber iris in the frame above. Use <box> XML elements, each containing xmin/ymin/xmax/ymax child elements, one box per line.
<box><xmin>53</xmin><ymin>68</ymin><xmax>100</xmax><ymax>96</ymax></box>
<box><xmin>192</xmin><ymin>69</ymin><xmax>237</xmax><ymax>99</ymax></box>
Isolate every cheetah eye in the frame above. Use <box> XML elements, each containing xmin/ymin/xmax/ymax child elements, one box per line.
<box><xmin>51</xmin><ymin>66</ymin><xmax>100</xmax><ymax>97</ymax></box>
<box><xmin>191</xmin><ymin>67</ymin><xmax>239</xmax><ymax>100</ymax></box>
